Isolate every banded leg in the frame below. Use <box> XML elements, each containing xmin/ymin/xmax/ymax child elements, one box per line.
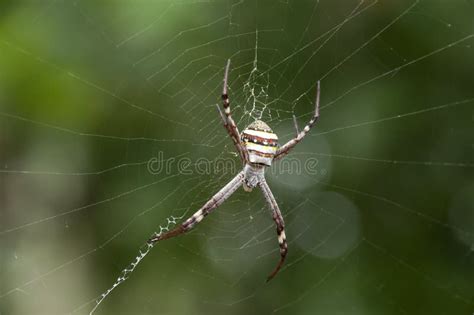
<box><xmin>148</xmin><ymin>172</ymin><xmax>244</xmax><ymax>244</ymax></box>
<box><xmin>274</xmin><ymin>81</ymin><xmax>321</xmax><ymax>160</ymax></box>
<box><xmin>217</xmin><ymin>59</ymin><xmax>249</xmax><ymax>164</ymax></box>
<box><xmin>259</xmin><ymin>179</ymin><xmax>287</xmax><ymax>282</ymax></box>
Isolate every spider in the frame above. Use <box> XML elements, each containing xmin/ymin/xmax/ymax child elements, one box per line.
<box><xmin>149</xmin><ymin>59</ymin><xmax>321</xmax><ymax>281</ymax></box>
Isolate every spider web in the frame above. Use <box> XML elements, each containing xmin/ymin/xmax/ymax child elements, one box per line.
<box><xmin>1</xmin><ymin>0</ymin><xmax>473</xmax><ymax>314</ymax></box>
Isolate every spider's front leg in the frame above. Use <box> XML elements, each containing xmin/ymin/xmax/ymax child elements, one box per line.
<box><xmin>259</xmin><ymin>179</ymin><xmax>288</xmax><ymax>282</ymax></box>
<box><xmin>274</xmin><ymin>81</ymin><xmax>321</xmax><ymax>160</ymax></box>
<box><xmin>148</xmin><ymin>172</ymin><xmax>244</xmax><ymax>243</ymax></box>
<box><xmin>216</xmin><ymin>59</ymin><xmax>249</xmax><ymax>164</ymax></box>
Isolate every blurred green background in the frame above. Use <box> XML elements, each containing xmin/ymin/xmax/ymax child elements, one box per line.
<box><xmin>1</xmin><ymin>0</ymin><xmax>473</xmax><ymax>314</ymax></box>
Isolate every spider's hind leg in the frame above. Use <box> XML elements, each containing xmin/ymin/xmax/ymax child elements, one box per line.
<box><xmin>219</xmin><ymin>59</ymin><xmax>249</xmax><ymax>164</ymax></box>
<box><xmin>274</xmin><ymin>81</ymin><xmax>321</xmax><ymax>160</ymax></box>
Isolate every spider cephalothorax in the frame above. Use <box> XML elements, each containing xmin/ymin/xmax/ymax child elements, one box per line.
<box><xmin>149</xmin><ymin>59</ymin><xmax>321</xmax><ymax>281</ymax></box>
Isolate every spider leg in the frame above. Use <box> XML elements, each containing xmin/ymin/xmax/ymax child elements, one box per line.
<box><xmin>274</xmin><ymin>81</ymin><xmax>321</xmax><ymax>160</ymax></box>
<box><xmin>148</xmin><ymin>172</ymin><xmax>244</xmax><ymax>244</ymax></box>
<box><xmin>219</xmin><ymin>59</ymin><xmax>249</xmax><ymax>164</ymax></box>
<box><xmin>259</xmin><ymin>179</ymin><xmax>287</xmax><ymax>282</ymax></box>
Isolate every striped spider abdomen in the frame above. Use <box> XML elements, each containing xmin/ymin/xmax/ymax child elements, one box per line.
<box><xmin>241</xmin><ymin>120</ymin><xmax>279</xmax><ymax>166</ymax></box>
